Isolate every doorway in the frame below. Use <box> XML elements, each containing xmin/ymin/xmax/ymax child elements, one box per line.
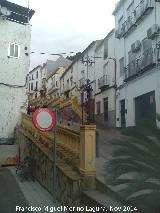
<box><xmin>104</xmin><ymin>97</ymin><xmax>108</xmax><ymax>122</ymax></box>
<box><xmin>120</xmin><ymin>99</ymin><xmax>126</xmax><ymax>127</ymax></box>
<box><xmin>135</xmin><ymin>91</ymin><xmax>156</xmax><ymax>126</ymax></box>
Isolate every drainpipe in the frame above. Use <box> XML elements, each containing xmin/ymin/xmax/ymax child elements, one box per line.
<box><xmin>108</xmin><ymin>57</ymin><xmax>117</xmax><ymax>127</ymax></box>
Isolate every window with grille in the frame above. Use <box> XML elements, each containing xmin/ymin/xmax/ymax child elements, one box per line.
<box><xmin>70</xmin><ymin>77</ymin><xmax>73</xmax><ymax>86</ymax></box>
<box><xmin>31</xmin><ymin>83</ymin><xmax>33</xmax><ymax>91</ymax></box>
<box><xmin>118</xmin><ymin>16</ymin><xmax>124</xmax><ymax>29</ymax></box>
<box><xmin>8</xmin><ymin>42</ymin><xmax>20</xmax><ymax>58</ymax></box>
<box><xmin>104</xmin><ymin>39</ymin><xmax>108</xmax><ymax>59</ymax></box>
<box><xmin>36</xmin><ymin>82</ymin><xmax>38</xmax><ymax>90</ymax></box>
<box><xmin>119</xmin><ymin>57</ymin><xmax>125</xmax><ymax>76</ymax></box>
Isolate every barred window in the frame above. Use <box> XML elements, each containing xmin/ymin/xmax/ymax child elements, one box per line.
<box><xmin>119</xmin><ymin>57</ymin><xmax>124</xmax><ymax>76</ymax></box>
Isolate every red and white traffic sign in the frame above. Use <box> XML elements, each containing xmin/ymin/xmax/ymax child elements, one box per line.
<box><xmin>32</xmin><ymin>108</ymin><xmax>55</xmax><ymax>132</ymax></box>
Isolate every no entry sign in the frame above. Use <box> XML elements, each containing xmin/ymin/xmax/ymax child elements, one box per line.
<box><xmin>32</xmin><ymin>108</ymin><xmax>55</xmax><ymax>132</ymax></box>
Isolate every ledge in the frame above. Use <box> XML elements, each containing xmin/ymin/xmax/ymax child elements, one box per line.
<box><xmin>80</xmin><ymin>125</ymin><xmax>96</xmax><ymax>131</ymax></box>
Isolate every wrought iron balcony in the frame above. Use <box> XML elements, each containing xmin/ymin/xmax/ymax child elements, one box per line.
<box><xmin>135</xmin><ymin>0</ymin><xmax>154</xmax><ymax>24</ymax></box>
<box><xmin>48</xmin><ymin>87</ymin><xmax>58</xmax><ymax>95</ymax></box>
<box><xmin>116</xmin><ymin>15</ymin><xmax>136</xmax><ymax>39</ymax></box>
<box><xmin>115</xmin><ymin>0</ymin><xmax>154</xmax><ymax>39</ymax></box>
<box><xmin>98</xmin><ymin>75</ymin><xmax>109</xmax><ymax>90</ymax></box>
<box><xmin>124</xmin><ymin>48</ymin><xmax>156</xmax><ymax>81</ymax></box>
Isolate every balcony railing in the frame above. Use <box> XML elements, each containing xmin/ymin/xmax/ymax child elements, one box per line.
<box><xmin>98</xmin><ymin>75</ymin><xmax>109</xmax><ymax>90</ymax></box>
<box><xmin>48</xmin><ymin>82</ymin><xmax>59</xmax><ymax>94</ymax></box>
<box><xmin>115</xmin><ymin>0</ymin><xmax>154</xmax><ymax>39</ymax></box>
<box><xmin>124</xmin><ymin>48</ymin><xmax>156</xmax><ymax>81</ymax></box>
<box><xmin>135</xmin><ymin>0</ymin><xmax>154</xmax><ymax>23</ymax></box>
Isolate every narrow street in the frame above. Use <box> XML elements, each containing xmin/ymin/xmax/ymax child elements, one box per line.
<box><xmin>0</xmin><ymin>0</ymin><xmax>160</xmax><ymax>212</ymax></box>
<box><xmin>0</xmin><ymin>168</ymin><xmax>29</xmax><ymax>213</ymax></box>
<box><xmin>0</xmin><ymin>167</ymin><xmax>63</xmax><ymax>213</ymax></box>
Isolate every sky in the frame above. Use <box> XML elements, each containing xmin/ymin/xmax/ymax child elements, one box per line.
<box><xmin>9</xmin><ymin>0</ymin><xmax>117</xmax><ymax>69</ymax></box>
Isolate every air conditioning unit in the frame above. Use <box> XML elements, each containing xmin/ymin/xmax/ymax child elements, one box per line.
<box><xmin>131</xmin><ymin>40</ymin><xmax>141</xmax><ymax>52</ymax></box>
<box><xmin>147</xmin><ymin>24</ymin><xmax>159</xmax><ymax>39</ymax></box>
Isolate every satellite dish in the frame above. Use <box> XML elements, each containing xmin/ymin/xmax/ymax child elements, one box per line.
<box><xmin>0</xmin><ymin>7</ymin><xmax>11</xmax><ymax>17</ymax></box>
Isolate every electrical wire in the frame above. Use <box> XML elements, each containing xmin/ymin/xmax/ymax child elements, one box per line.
<box><xmin>0</xmin><ymin>77</ymin><xmax>27</xmax><ymax>88</ymax></box>
<box><xmin>0</xmin><ymin>82</ymin><xmax>26</xmax><ymax>88</ymax></box>
<box><xmin>0</xmin><ymin>50</ymin><xmax>75</xmax><ymax>88</ymax></box>
<box><xmin>30</xmin><ymin>51</ymin><xmax>75</xmax><ymax>56</ymax></box>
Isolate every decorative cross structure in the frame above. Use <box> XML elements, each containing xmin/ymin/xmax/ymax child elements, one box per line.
<box><xmin>80</xmin><ymin>54</ymin><xmax>96</xmax><ymax>124</ymax></box>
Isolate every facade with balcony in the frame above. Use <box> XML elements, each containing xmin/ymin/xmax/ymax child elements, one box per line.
<box><xmin>46</xmin><ymin>68</ymin><xmax>66</xmax><ymax>99</ymax></box>
<box><xmin>94</xmin><ymin>29</ymin><xmax>116</xmax><ymax>127</ymax></box>
<box><xmin>98</xmin><ymin>75</ymin><xmax>110</xmax><ymax>90</ymax></box>
<box><xmin>28</xmin><ymin>65</ymin><xmax>42</xmax><ymax>99</ymax></box>
<box><xmin>113</xmin><ymin>0</ymin><xmax>160</xmax><ymax>127</ymax></box>
<box><xmin>44</xmin><ymin>57</ymin><xmax>71</xmax><ymax>100</ymax></box>
<box><xmin>60</xmin><ymin>41</ymin><xmax>101</xmax><ymax>102</ymax></box>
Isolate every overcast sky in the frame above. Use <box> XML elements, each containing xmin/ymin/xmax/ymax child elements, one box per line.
<box><xmin>9</xmin><ymin>0</ymin><xmax>117</xmax><ymax>69</ymax></box>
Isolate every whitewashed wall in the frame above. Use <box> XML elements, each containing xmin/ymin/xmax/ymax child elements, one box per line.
<box><xmin>114</xmin><ymin>0</ymin><xmax>160</xmax><ymax>127</ymax></box>
<box><xmin>94</xmin><ymin>30</ymin><xmax>116</xmax><ymax>126</ymax></box>
<box><xmin>61</xmin><ymin>42</ymin><xmax>100</xmax><ymax>104</ymax></box>
<box><xmin>0</xmin><ymin>20</ymin><xmax>31</xmax><ymax>142</ymax></box>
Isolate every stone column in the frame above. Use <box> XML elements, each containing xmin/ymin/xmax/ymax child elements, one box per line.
<box><xmin>80</xmin><ymin>125</ymin><xmax>96</xmax><ymax>176</ymax></box>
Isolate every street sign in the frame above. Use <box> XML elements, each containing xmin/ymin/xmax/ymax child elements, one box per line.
<box><xmin>32</xmin><ymin>108</ymin><xmax>55</xmax><ymax>132</ymax></box>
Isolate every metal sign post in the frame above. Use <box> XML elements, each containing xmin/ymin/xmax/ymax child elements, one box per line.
<box><xmin>32</xmin><ymin>108</ymin><xmax>57</xmax><ymax>202</ymax></box>
<box><xmin>53</xmin><ymin>108</ymin><xmax>57</xmax><ymax>203</ymax></box>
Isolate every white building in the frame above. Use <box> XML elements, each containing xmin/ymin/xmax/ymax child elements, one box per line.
<box><xmin>113</xmin><ymin>0</ymin><xmax>160</xmax><ymax>127</ymax></box>
<box><xmin>46</xmin><ymin>56</ymin><xmax>71</xmax><ymax>99</ymax></box>
<box><xmin>0</xmin><ymin>0</ymin><xmax>34</xmax><ymax>144</ymax></box>
<box><xmin>28</xmin><ymin>65</ymin><xmax>42</xmax><ymax>99</ymax></box>
<box><xmin>60</xmin><ymin>41</ymin><xmax>102</xmax><ymax>121</ymax></box>
<box><xmin>47</xmin><ymin>67</ymin><xmax>66</xmax><ymax>99</ymax></box>
<box><xmin>94</xmin><ymin>29</ymin><xmax>116</xmax><ymax>127</ymax></box>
